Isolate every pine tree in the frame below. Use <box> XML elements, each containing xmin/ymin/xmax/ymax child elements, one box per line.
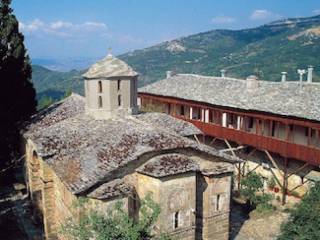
<box><xmin>0</xmin><ymin>0</ymin><xmax>36</xmax><ymax>171</ymax></box>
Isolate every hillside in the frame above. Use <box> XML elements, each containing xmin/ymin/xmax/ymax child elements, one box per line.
<box><xmin>119</xmin><ymin>15</ymin><xmax>320</xmax><ymax>85</ymax></box>
<box><xmin>31</xmin><ymin>65</ymin><xmax>84</xmax><ymax>104</ymax></box>
<box><xmin>32</xmin><ymin>15</ymin><xmax>320</xmax><ymax>104</ymax></box>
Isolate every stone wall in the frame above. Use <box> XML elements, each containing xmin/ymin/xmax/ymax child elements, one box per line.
<box><xmin>136</xmin><ymin>172</ymin><xmax>196</xmax><ymax>240</ymax></box>
<box><xmin>201</xmin><ymin>174</ymin><xmax>231</xmax><ymax>240</ymax></box>
<box><xmin>25</xmin><ymin>139</ymin><xmax>233</xmax><ymax>240</ymax></box>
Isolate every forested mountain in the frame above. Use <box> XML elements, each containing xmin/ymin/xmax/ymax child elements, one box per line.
<box><xmin>32</xmin><ymin>15</ymin><xmax>320</xmax><ymax>104</ymax></box>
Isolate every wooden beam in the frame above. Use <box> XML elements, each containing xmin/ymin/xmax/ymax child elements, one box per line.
<box><xmin>246</xmin><ymin>163</ymin><xmax>261</xmax><ymax>176</ymax></box>
<box><xmin>194</xmin><ymin>135</ymin><xmax>201</xmax><ymax>145</ymax></box>
<box><xmin>282</xmin><ymin>158</ymin><xmax>288</xmax><ymax>205</ymax></box>
<box><xmin>209</xmin><ymin>137</ymin><xmax>217</xmax><ymax>146</ymax></box>
<box><xmin>288</xmin><ymin>180</ymin><xmax>309</xmax><ymax>193</ymax></box>
<box><xmin>264</xmin><ymin>150</ymin><xmax>283</xmax><ymax>177</ymax></box>
<box><xmin>287</xmin><ymin>162</ymin><xmax>309</xmax><ymax>179</ymax></box>
<box><xmin>269</xmin><ymin>167</ymin><xmax>283</xmax><ymax>189</ymax></box>
<box><xmin>224</xmin><ymin>139</ymin><xmax>236</xmax><ymax>157</ymax></box>
<box><xmin>248</xmin><ymin>148</ymin><xmax>256</xmax><ymax>157</ymax></box>
<box><xmin>220</xmin><ymin>145</ymin><xmax>246</xmax><ymax>153</ymax></box>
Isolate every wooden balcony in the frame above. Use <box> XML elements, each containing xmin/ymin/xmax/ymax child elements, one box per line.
<box><xmin>180</xmin><ymin>118</ymin><xmax>320</xmax><ymax>166</ymax></box>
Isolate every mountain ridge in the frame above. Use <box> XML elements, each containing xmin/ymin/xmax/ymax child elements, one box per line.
<box><xmin>32</xmin><ymin>14</ymin><xmax>320</xmax><ymax>106</ymax></box>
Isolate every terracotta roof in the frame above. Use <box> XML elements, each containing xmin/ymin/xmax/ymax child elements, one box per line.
<box><xmin>24</xmin><ymin>94</ymin><xmax>239</xmax><ymax>195</ymax></box>
<box><xmin>139</xmin><ymin>74</ymin><xmax>320</xmax><ymax>122</ymax></box>
<box><xmin>83</xmin><ymin>55</ymin><xmax>138</xmax><ymax>79</ymax></box>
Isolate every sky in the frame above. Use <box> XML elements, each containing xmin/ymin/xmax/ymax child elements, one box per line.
<box><xmin>12</xmin><ymin>0</ymin><xmax>320</xmax><ymax>59</ymax></box>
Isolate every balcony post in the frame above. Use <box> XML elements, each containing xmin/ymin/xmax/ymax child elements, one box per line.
<box><xmin>282</xmin><ymin>158</ymin><xmax>288</xmax><ymax>205</ymax></box>
<box><xmin>308</xmin><ymin>127</ymin><xmax>311</xmax><ymax>146</ymax></box>
<box><xmin>189</xmin><ymin>107</ymin><xmax>193</xmax><ymax>120</ymax></box>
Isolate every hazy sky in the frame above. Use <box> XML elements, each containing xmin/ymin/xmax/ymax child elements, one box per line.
<box><xmin>12</xmin><ymin>0</ymin><xmax>320</xmax><ymax>59</ymax></box>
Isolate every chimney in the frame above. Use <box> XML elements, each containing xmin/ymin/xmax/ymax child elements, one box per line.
<box><xmin>281</xmin><ymin>72</ymin><xmax>287</xmax><ymax>82</ymax></box>
<box><xmin>307</xmin><ymin>66</ymin><xmax>313</xmax><ymax>83</ymax></box>
<box><xmin>166</xmin><ymin>71</ymin><xmax>177</xmax><ymax>79</ymax></box>
<box><xmin>220</xmin><ymin>69</ymin><xmax>226</xmax><ymax>78</ymax></box>
<box><xmin>246</xmin><ymin>75</ymin><xmax>259</xmax><ymax>92</ymax></box>
<box><xmin>297</xmin><ymin>69</ymin><xmax>306</xmax><ymax>83</ymax></box>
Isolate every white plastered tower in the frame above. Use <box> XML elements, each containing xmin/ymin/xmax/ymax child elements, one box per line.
<box><xmin>82</xmin><ymin>54</ymin><xmax>139</xmax><ymax>120</ymax></box>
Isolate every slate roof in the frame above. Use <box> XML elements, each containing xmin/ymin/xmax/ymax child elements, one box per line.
<box><xmin>87</xmin><ymin>179</ymin><xmax>132</xmax><ymax>200</ymax></box>
<box><xmin>137</xmin><ymin>154</ymin><xmax>199</xmax><ymax>178</ymax></box>
<box><xmin>24</xmin><ymin>94</ymin><xmax>238</xmax><ymax>196</ymax></box>
<box><xmin>83</xmin><ymin>55</ymin><xmax>138</xmax><ymax>79</ymax></box>
<box><xmin>139</xmin><ymin>74</ymin><xmax>320</xmax><ymax>122</ymax></box>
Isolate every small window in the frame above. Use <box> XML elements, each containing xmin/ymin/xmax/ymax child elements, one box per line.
<box><xmin>305</xmin><ymin>127</ymin><xmax>309</xmax><ymax>137</ymax></box>
<box><xmin>180</xmin><ymin>105</ymin><xmax>185</xmax><ymax>116</ymax></box>
<box><xmin>98</xmin><ymin>96</ymin><xmax>103</xmax><ymax>108</ymax></box>
<box><xmin>117</xmin><ymin>79</ymin><xmax>121</xmax><ymax>91</ymax></box>
<box><xmin>98</xmin><ymin>81</ymin><xmax>102</xmax><ymax>93</ymax></box>
<box><xmin>174</xmin><ymin>211</ymin><xmax>179</xmax><ymax>229</ymax></box>
<box><xmin>289</xmin><ymin>124</ymin><xmax>294</xmax><ymax>131</ymax></box>
<box><xmin>118</xmin><ymin>95</ymin><xmax>121</xmax><ymax>107</ymax></box>
<box><xmin>216</xmin><ymin>194</ymin><xmax>220</xmax><ymax>211</ymax></box>
<box><xmin>248</xmin><ymin>117</ymin><xmax>254</xmax><ymax>129</ymax></box>
<box><xmin>271</xmin><ymin>122</ymin><xmax>276</xmax><ymax>137</ymax></box>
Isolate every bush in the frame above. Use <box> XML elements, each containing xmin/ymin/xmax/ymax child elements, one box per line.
<box><xmin>61</xmin><ymin>194</ymin><xmax>171</xmax><ymax>240</ymax></box>
<box><xmin>241</xmin><ymin>172</ymin><xmax>274</xmax><ymax>213</ymax></box>
<box><xmin>241</xmin><ymin>172</ymin><xmax>264</xmax><ymax>206</ymax></box>
<box><xmin>277</xmin><ymin>182</ymin><xmax>320</xmax><ymax>240</ymax></box>
<box><xmin>268</xmin><ymin>177</ymin><xmax>277</xmax><ymax>189</ymax></box>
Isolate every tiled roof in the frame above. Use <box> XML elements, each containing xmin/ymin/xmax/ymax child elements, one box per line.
<box><xmin>24</xmin><ymin>94</ymin><xmax>238</xmax><ymax>196</ymax></box>
<box><xmin>83</xmin><ymin>55</ymin><xmax>138</xmax><ymax>79</ymax></box>
<box><xmin>137</xmin><ymin>154</ymin><xmax>199</xmax><ymax>178</ymax></box>
<box><xmin>87</xmin><ymin>179</ymin><xmax>132</xmax><ymax>200</ymax></box>
<box><xmin>139</xmin><ymin>74</ymin><xmax>320</xmax><ymax>122</ymax></box>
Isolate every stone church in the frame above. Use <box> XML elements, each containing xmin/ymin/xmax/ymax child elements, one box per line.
<box><xmin>23</xmin><ymin>54</ymin><xmax>238</xmax><ymax>240</ymax></box>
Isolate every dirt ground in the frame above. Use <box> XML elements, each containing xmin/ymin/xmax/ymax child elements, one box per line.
<box><xmin>230</xmin><ymin>201</ymin><xmax>289</xmax><ymax>240</ymax></box>
<box><xmin>0</xmin><ymin>168</ymin><xmax>43</xmax><ymax>240</ymax></box>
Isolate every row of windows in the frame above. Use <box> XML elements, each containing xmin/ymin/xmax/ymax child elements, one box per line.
<box><xmin>157</xmin><ymin>101</ymin><xmax>320</xmax><ymax>146</ymax></box>
<box><xmin>98</xmin><ymin>95</ymin><xmax>122</xmax><ymax>108</ymax></box>
<box><xmin>171</xmin><ymin>194</ymin><xmax>222</xmax><ymax>230</ymax></box>
<box><xmin>98</xmin><ymin>80</ymin><xmax>121</xmax><ymax>93</ymax></box>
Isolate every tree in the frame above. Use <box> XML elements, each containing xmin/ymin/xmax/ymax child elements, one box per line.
<box><xmin>277</xmin><ymin>182</ymin><xmax>320</xmax><ymax>240</ymax></box>
<box><xmin>61</xmin><ymin>195</ymin><xmax>171</xmax><ymax>240</ymax></box>
<box><xmin>0</xmin><ymin>0</ymin><xmax>36</xmax><ymax>171</ymax></box>
<box><xmin>241</xmin><ymin>172</ymin><xmax>273</xmax><ymax>212</ymax></box>
<box><xmin>38</xmin><ymin>95</ymin><xmax>54</xmax><ymax>110</ymax></box>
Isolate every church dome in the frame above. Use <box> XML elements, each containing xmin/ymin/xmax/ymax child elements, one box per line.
<box><xmin>83</xmin><ymin>54</ymin><xmax>138</xmax><ymax>79</ymax></box>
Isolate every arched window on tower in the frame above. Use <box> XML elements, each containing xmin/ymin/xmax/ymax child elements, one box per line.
<box><xmin>98</xmin><ymin>81</ymin><xmax>103</xmax><ymax>93</ymax></box>
<box><xmin>118</xmin><ymin>95</ymin><xmax>122</xmax><ymax>107</ymax></box>
<box><xmin>173</xmin><ymin>211</ymin><xmax>180</xmax><ymax>229</ymax></box>
<box><xmin>98</xmin><ymin>96</ymin><xmax>103</xmax><ymax>108</ymax></box>
<box><xmin>117</xmin><ymin>79</ymin><xmax>121</xmax><ymax>91</ymax></box>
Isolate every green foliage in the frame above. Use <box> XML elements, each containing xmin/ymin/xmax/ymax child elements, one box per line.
<box><xmin>0</xmin><ymin>0</ymin><xmax>36</xmax><ymax>170</ymax></box>
<box><xmin>37</xmin><ymin>95</ymin><xmax>54</xmax><ymax>110</ymax></box>
<box><xmin>119</xmin><ymin>15</ymin><xmax>320</xmax><ymax>85</ymax></box>
<box><xmin>277</xmin><ymin>182</ymin><xmax>320</xmax><ymax>240</ymax></box>
<box><xmin>241</xmin><ymin>172</ymin><xmax>264</xmax><ymax>206</ymax></box>
<box><xmin>241</xmin><ymin>173</ymin><xmax>274</xmax><ymax>213</ymax></box>
<box><xmin>32</xmin><ymin>65</ymin><xmax>83</xmax><ymax>103</ymax></box>
<box><xmin>32</xmin><ymin>15</ymin><xmax>320</xmax><ymax>104</ymax></box>
<box><xmin>255</xmin><ymin>193</ymin><xmax>274</xmax><ymax>214</ymax></box>
<box><xmin>61</xmin><ymin>194</ymin><xmax>171</xmax><ymax>240</ymax></box>
<box><xmin>268</xmin><ymin>177</ymin><xmax>277</xmax><ymax>189</ymax></box>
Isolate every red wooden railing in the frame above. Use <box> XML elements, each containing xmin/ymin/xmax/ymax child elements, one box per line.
<box><xmin>182</xmin><ymin>118</ymin><xmax>320</xmax><ymax>166</ymax></box>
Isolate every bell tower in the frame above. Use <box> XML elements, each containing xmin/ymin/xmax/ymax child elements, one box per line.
<box><xmin>82</xmin><ymin>54</ymin><xmax>139</xmax><ymax>120</ymax></box>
